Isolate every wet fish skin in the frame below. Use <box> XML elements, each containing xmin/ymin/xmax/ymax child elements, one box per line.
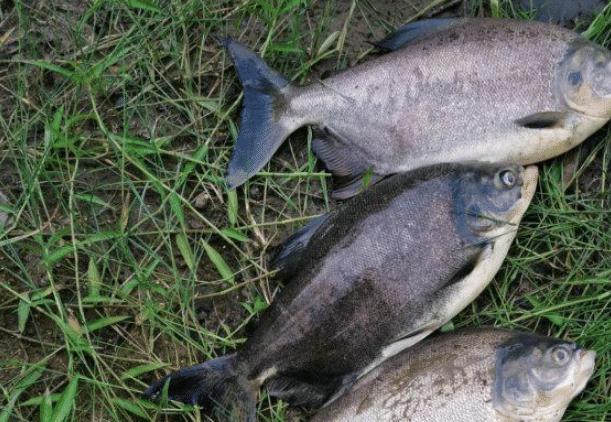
<box><xmin>223</xmin><ymin>18</ymin><xmax>610</xmax><ymax>196</ymax></box>
<box><xmin>519</xmin><ymin>0</ymin><xmax>606</xmax><ymax>24</ymax></box>
<box><xmin>312</xmin><ymin>328</ymin><xmax>596</xmax><ymax>422</ymax></box>
<box><xmin>145</xmin><ymin>163</ymin><xmax>537</xmax><ymax>418</ymax></box>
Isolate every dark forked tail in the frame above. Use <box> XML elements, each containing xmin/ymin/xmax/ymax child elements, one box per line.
<box><xmin>144</xmin><ymin>354</ymin><xmax>257</xmax><ymax>421</ymax></box>
<box><xmin>219</xmin><ymin>37</ymin><xmax>299</xmax><ymax>189</ymax></box>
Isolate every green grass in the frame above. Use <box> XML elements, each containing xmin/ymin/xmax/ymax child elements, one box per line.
<box><xmin>0</xmin><ymin>0</ymin><xmax>609</xmax><ymax>421</ymax></box>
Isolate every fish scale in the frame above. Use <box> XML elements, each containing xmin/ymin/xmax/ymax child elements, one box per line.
<box><xmin>145</xmin><ymin>164</ymin><xmax>537</xmax><ymax>419</ymax></box>
<box><xmin>314</xmin><ymin>328</ymin><xmax>596</xmax><ymax>422</ymax></box>
<box><xmin>223</xmin><ymin>18</ymin><xmax>610</xmax><ymax>197</ymax></box>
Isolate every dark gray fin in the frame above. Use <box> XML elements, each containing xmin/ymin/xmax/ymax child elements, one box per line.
<box><xmin>318</xmin><ymin>373</ymin><xmax>360</xmax><ymax>408</ymax></box>
<box><xmin>144</xmin><ymin>354</ymin><xmax>257</xmax><ymax>421</ymax></box>
<box><xmin>515</xmin><ymin>111</ymin><xmax>567</xmax><ymax>129</ymax></box>
<box><xmin>266</xmin><ymin>374</ymin><xmax>341</xmax><ymax>409</ymax></box>
<box><xmin>374</xmin><ymin>18</ymin><xmax>464</xmax><ymax>51</ymax></box>
<box><xmin>218</xmin><ymin>37</ymin><xmax>293</xmax><ymax>189</ymax></box>
<box><xmin>331</xmin><ymin>173</ymin><xmax>384</xmax><ymax>200</ymax></box>
<box><xmin>311</xmin><ymin>131</ymin><xmax>383</xmax><ymax>199</ymax></box>
<box><xmin>270</xmin><ymin>214</ymin><xmax>331</xmax><ymax>279</ymax></box>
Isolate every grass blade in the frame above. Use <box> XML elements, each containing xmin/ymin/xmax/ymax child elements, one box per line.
<box><xmin>176</xmin><ymin>233</ymin><xmax>195</xmax><ymax>272</ymax></box>
<box><xmin>86</xmin><ymin>316</ymin><xmax>129</xmax><ymax>333</ymax></box>
<box><xmin>202</xmin><ymin>240</ymin><xmax>234</xmax><ymax>284</ymax></box>
<box><xmin>51</xmin><ymin>376</ymin><xmax>79</xmax><ymax>422</ymax></box>
<box><xmin>120</xmin><ymin>362</ymin><xmax>167</xmax><ymax>380</ymax></box>
<box><xmin>40</xmin><ymin>389</ymin><xmax>53</xmax><ymax>422</ymax></box>
<box><xmin>17</xmin><ymin>297</ymin><xmax>30</xmax><ymax>333</ymax></box>
<box><xmin>124</xmin><ymin>0</ymin><xmax>161</xmax><ymax>14</ymax></box>
<box><xmin>227</xmin><ymin>189</ymin><xmax>238</xmax><ymax>227</ymax></box>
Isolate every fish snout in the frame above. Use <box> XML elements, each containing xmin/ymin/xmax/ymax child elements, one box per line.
<box><xmin>520</xmin><ymin>166</ymin><xmax>538</xmax><ymax>199</ymax></box>
<box><xmin>505</xmin><ymin>165</ymin><xmax>538</xmax><ymax>225</ymax></box>
<box><xmin>576</xmin><ymin>349</ymin><xmax>596</xmax><ymax>373</ymax></box>
<box><xmin>593</xmin><ymin>60</ymin><xmax>611</xmax><ymax>98</ymax></box>
<box><xmin>572</xmin><ymin>348</ymin><xmax>596</xmax><ymax>396</ymax></box>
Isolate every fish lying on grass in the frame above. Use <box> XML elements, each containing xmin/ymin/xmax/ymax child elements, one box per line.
<box><xmin>313</xmin><ymin>328</ymin><xmax>596</xmax><ymax>422</ymax></box>
<box><xmin>145</xmin><ymin>163</ymin><xmax>537</xmax><ymax>420</ymax></box>
<box><xmin>518</xmin><ymin>0</ymin><xmax>607</xmax><ymax>24</ymax></box>
<box><xmin>222</xmin><ymin>18</ymin><xmax>610</xmax><ymax>198</ymax></box>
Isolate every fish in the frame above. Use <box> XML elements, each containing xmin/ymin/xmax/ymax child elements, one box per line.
<box><xmin>518</xmin><ymin>0</ymin><xmax>607</xmax><ymax>24</ymax></box>
<box><xmin>312</xmin><ymin>327</ymin><xmax>596</xmax><ymax>422</ymax></box>
<box><xmin>221</xmin><ymin>18</ymin><xmax>610</xmax><ymax>198</ymax></box>
<box><xmin>144</xmin><ymin>163</ymin><xmax>537</xmax><ymax>420</ymax></box>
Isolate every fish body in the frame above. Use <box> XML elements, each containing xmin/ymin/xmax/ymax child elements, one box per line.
<box><xmin>223</xmin><ymin>18</ymin><xmax>611</xmax><ymax>197</ymax></box>
<box><xmin>518</xmin><ymin>0</ymin><xmax>606</xmax><ymax>24</ymax></box>
<box><xmin>313</xmin><ymin>328</ymin><xmax>596</xmax><ymax>422</ymax></box>
<box><xmin>145</xmin><ymin>163</ymin><xmax>537</xmax><ymax>419</ymax></box>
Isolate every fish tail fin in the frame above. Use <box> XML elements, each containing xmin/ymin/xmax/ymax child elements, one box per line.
<box><xmin>144</xmin><ymin>354</ymin><xmax>257</xmax><ymax>421</ymax></box>
<box><xmin>219</xmin><ymin>37</ymin><xmax>298</xmax><ymax>189</ymax></box>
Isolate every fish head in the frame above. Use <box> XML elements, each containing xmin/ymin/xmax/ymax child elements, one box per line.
<box><xmin>557</xmin><ymin>42</ymin><xmax>611</xmax><ymax>118</ymax></box>
<box><xmin>455</xmin><ymin>164</ymin><xmax>537</xmax><ymax>237</ymax></box>
<box><xmin>494</xmin><ymin>333</ymin><xmax>596</xmax><ymax>420</ymax></box>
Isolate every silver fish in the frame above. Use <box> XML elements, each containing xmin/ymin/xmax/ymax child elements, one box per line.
<box><xmin>145</xmin><ymin>163</ymin><xmax>537</xmax><ymax>420</ymax></box>
<box><xmin>313</xmin><ymin>328</ymin><xmax>596</xmax><ymax>422</ymax></box>
<box><xmin>222</xmin><ymin>18</ymin><xmax>610</xmax><ymax>198</ymax></box>
<box><xmin>518</xmin><ymin>0</ymin><xmax>606</xmax><ymax>24</ymax></box>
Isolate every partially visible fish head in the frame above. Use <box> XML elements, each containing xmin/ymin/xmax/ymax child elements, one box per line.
<box><xmin>557</xmin><ymin>42</ymin><xmax>611</xmax><ymax>118</ymax></box>
<box><xmin>494</xmin><ymin>333</ymin><xmax>596</xmax><ymax>420</ymax></box>
<box><xmin>456</xmin><ymin>164</ymin><xmax>537</xmax><ymax>237</ymax></box>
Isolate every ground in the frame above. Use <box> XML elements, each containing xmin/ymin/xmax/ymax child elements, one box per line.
<box><xmin>0</xmin><ymin>0</ymin><xmax>609</xmax><ymax>421</ymax></box>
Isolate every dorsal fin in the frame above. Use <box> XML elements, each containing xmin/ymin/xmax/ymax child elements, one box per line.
<box><xmin>374</xmin><ymin>18</ymin><xmax>464</xmax><ymax>51</ymax></box>
<box><xmin>270</xmin><ymin>214</ymin><xmax>331</xmax><ymax>279</ymax></box>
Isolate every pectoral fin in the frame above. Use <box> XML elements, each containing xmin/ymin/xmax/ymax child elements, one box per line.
<box><xmin>374</xmin><ymin>18</ymin><xmax>466</xmax><ymax>51</ymax></box>
<box><xmin>515</xmin><ymin>111</ymin><xmax>568</xmax><ymax>129</ymax></box>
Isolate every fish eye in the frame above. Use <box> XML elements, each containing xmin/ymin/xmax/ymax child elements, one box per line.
<box><xmin>550</xmin><ymin>345</ymin><xmax>572</xmax><ymax>366</ymax></box>
<box><xmin>499</xmin><ymin>170</ymin><xmax>516</xmax><ymax>188</ymax></box>
<box><xmin>568</xmin><ymin>71</ymin><xmax>582</xmax><ymax>87</ymax></box>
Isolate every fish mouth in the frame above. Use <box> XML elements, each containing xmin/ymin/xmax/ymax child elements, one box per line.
<box><xmin>593</xmin><ymin>60</ymin><xmax>611</xmax><ymax>99</ymax></box>
<box><xmin>505</xmin><ymin>165</ymin><xmax>538</xmax><ymax>225</ymax></box>
<box><xmin>572</xmin><ymin>349</ymin><xmax>596</xmax><ymax>397</ymax></box>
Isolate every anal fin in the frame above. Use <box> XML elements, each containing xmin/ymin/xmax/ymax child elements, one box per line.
<box><xmin>312</xmin><ymin>129</ymin><xmax>383</xmax><ymax>200</ymax></box>
<box><xmin>331</xmin><ymin>173</ymin><xmax>384</xmax><ymax>200</ymax></box>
